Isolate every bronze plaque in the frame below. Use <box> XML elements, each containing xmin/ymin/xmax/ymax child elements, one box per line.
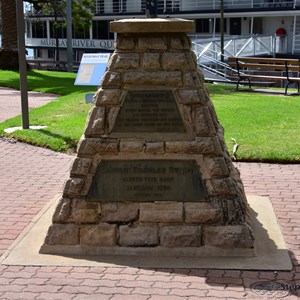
<box><xmin>87</xmin><ymin>160</ymin><xmax>207</xmax><ymax>202</ymax></box>
<box><xmin>113</xmin><ymin>90</ymin><xmax>186</xmax><ymax>132</ymax></box>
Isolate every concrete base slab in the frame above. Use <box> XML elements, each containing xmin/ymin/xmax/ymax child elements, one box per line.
<box><xmin>4</xmin><ymin>125</ymin><xmax>48</xmax><ymax>133</ymax></box>
<box><xmin>1</xmin><ymin>195</ymin><xmax>292</xmax><ymax>270</ymax></box>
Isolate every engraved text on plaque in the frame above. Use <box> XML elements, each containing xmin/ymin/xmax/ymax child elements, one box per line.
<box><xmin>113</xmin><ymin>90</ymin><xmax>185</xmax><ymax>132</ymax></box>
<box><xmin>87</xmin><ymin>160</ymin><xmax>208</xmax><ymax>202</ymax></box>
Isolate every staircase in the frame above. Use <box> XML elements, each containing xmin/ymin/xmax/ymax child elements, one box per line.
<box><xmin>191</xmin><ymin>34</ymin><xmax>280</xmax><ymax>83</ymax></box>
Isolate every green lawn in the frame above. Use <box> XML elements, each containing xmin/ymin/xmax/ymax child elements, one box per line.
<box><xmin>0</xmin><ymin>70</ymin><xmax>95</xmax><ymax>152</ymax></box>
<box><xmin>211</xmin><ymin>84</ymin><xmax>300</xmax><ymax>162</ymax></box>
<box><xmin>0</xmin><ymin>70</ymin><xmax>299</xmax><ymax>162</ymax></box>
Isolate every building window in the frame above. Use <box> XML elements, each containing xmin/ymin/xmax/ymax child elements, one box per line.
<box><xmin>252</xmin><ymin>18</ymin><xmax>263</xmax><ymax>34</ymax></box>
<box><xmin>195</xmin><ymin>19</ymin><xmax>210</xmax><ymax>33</ymax></box>
<box><xmin>50</xmin><ymin>21</ymin><xmax>66</xmax><ymax>39</ymax></box>
<box><xmin>165</xmin><ymin>0</ymin><xmax>180</xmax><ymax>12</ymax></box>
<box><xmin>92</xmin><ymin>20</ymin><xmax>114</xmax><ymax>39</ymax></box>
<box><xmin>215</xmin><ymin>18</ymin><xmax>227</xmax><ymax>33</ymax></box>
<box><xmin>32</xmin><ymin>21</ymin><xmax>47</xmax><ymax>38</ymax></box>
<box><xmin>113</xmin><ymin>0</ymin><xmax>120</xmax><ymax>12</ymax></box>
<box><xmin>97</xmin><ymin>0</ymin><xmax>104</xmax><ymax>14</ymax></box>
<box><xmin>73</xmin><ymin>24</ymin><xmax>90</xmax><ymax>39</ymax></box>
<box><xmin>36</xmin><ymin>48</ymin><xmax>43</xmax><ymax>58</ymax></box>
<box><xmin>48</xmin><ymin>49</ymin><xmax>55</xmax><ymax>59</ymax></box>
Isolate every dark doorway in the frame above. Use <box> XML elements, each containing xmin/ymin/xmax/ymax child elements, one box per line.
<box><xmin>230</xmin><ymin>18</ymin><xmax>241</xmax><ymax>35</ymax></box>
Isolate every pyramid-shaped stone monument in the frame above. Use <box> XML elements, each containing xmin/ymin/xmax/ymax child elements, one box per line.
<box><xmin>40</xmin><ymin>18</ymin><xmax>255</xmax><ymax>257</ymax></box>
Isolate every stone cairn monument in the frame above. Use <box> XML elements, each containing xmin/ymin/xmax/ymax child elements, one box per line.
<box><xmin>41</xmin><ymin>18</ymin><xmax>255</xmax><ymax>257</ymax></box>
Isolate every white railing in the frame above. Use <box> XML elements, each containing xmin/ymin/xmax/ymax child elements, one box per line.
<box><xmin>293</xmin><ymin>34</ymin><xmax>300</xmax><ymax>53</ymax></box>
<box><xmin>95</xmin><ymin>0</ymin><xmax>299</xmax><ymax>14</ymax></box>
<box><xmin>191</xmin><ymin>34</ymin><xmax>287</xmax><ymax>64</ymax></box>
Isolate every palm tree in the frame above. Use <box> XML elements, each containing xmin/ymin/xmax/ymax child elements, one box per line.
<box><xmin>0</xmin><ymin>0</ymin><xmax>19</xmax><ymax>70</ymax></box>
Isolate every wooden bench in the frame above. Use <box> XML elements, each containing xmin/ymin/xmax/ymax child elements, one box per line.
<box><xmin>228</xmin><ymin>57</ymin><xmax>300</xmax><ymax>95</ymax></box>
<box><xmin>27</xmin><ymin>59</ymin><xmax>80</xmax><ymax>72</ymax></box>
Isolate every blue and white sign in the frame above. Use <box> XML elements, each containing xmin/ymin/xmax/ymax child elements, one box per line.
<box><xmin>75</xmin><ymin>53</ymin><xmax>111</xmax><ymax>86</ymax></box>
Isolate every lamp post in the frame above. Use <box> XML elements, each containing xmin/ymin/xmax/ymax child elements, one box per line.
<box><xmin>66</xmin><ymin>0</ymin><xmax>73</xmax><ymax>72</ymax></box>
<box><xmin>16</xmin><ymin>0</ymin><xmax>29</xmax><ymax>129</ymax></box>
<box><xmin>220</xmin><ymin>0</ymin><xmax>225</xmax><ymax>63</ymax></box>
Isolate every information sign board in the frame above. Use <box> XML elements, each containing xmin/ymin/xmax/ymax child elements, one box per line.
<box><xmin>74</xmin><ymin>53</ymin><xmax>110</xmax><ymax>86</ymax></box>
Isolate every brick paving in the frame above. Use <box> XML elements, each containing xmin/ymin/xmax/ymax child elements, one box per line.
<box><xmin>0</xmin><ymin>87</ymin><xmax>57</xmax><ymax>123</ymax></box>
<box><xmin>0</xmin><ymin>87</ymin><xmax>300</xmax><ymax>299</ymax></box>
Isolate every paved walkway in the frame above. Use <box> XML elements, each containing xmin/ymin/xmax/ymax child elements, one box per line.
<box><xmin>0</xmin><ymin>87</ymin><xmax>57</xmax><ymax>123</ymax></box>
<box><xmin>0</xmin><ymin>87</ymin><xmax>300</xmax><ymax>299</ymax></box>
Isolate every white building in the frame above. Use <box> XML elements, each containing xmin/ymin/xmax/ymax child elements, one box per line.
<box><xmin>25</xmin><ymin>0</ymin><xmax>300</xmax><ymax>63</ymax></box>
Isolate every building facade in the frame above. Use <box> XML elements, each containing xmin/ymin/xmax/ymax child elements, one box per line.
<box><xmin>25</xmin><ymin>0</ymin><xmax>300</xmax><ymax>63</ymax></box>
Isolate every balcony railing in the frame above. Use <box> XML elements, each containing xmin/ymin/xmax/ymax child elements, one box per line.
<box><xmin>191</xmin><ymin>34</ymin><xmax>287</xmax><ymax>64</ymax></box>
<box><xmin>95</xmin><ymin>0</ymin><xmax>299</xmax><ymax>15</ymax></box>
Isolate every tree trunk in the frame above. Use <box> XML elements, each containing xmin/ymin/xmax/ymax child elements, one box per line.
<box><xmin>0</xmin><ymin>0</ymin><xmax>19</xmax><ymax>70</ymax></box>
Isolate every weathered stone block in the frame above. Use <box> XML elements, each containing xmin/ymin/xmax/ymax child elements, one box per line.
<box><xmin>70</xmin><ymin>157</ymin><xmax>93</xmax><ymax>176</ymax></box>
<box><xmin>80</xmin><ymin>224</ymin><xmax>117</xmax><ymax>246</ymax></box>
<box><xmin>116</xmin><ymin>36</ymin><xmax>136</xmax><ymax>50</ymax></box>
<box><xmin>101</xmin><ymin>71</ymin><xmax>121</xmax><ymax>87</ymax></box>
<box><xmin>94</xmin><ymin>88</ymin><xmax>122</xmax><ymax>106</ymax></box>
<box><xmin>145</xmin><ymin>142</ymin><xmax>165</xmax><ymax>154</ymax></box>
<box><xmin>72</xmin><ymin>209</ymin><xmax>99</xmax><ymax>224</ymax></box>
<box><xmin>180</xmin><ymin>105</ymin><xmax>193</xmax><ymax>126</ymax></box>
<box><xmin>178</xmin><ymin>89</ymin><xmax>206</xmax><ymax>105</ymax></box>
<box><xmin>201</xmin><ymin>107</ymin><xmax>217</xmax><ymax>134</ymax></box>
<box><xmin>195</xmin><ymin>138</ymin><xmax>220</xmax><ymax>155</ymax></box>
<box><xmin>226</xmin><ymin>198</ymin><xmax>247</xmax><ymax>225</ymax></box>
<box><xmin>63</xmin><ymin>178</ymin><xmax>85</xmax><ymax>198</ymax></box>
<box><xmin>160</xmin><ymin>225</ymin><xmax>201</xmax><ymax>247</ymax></box>
<box><xmin>183</xmin><ymin>72</ymin><xmax>201</xmax><ymax>87</ymax></box>
<box><xmin>170</xmin><ymin>35</ymin><xmax>190</xmax><ymax>50</ymax></box>
<box><xmin>138</xmin><ymin>36</ymin><xmax>167</xmax><ymax>50</ymax></box>
<box><xmin>184</xmin><ymin>202</ymin><xmax>222</xmax><ymax>224</ymax></box>
<box><xmin>209</xmin><ymin>178</ymin><xmax>237</xmax><ymax>196</ymax></box>
<box><xmin>120</xmin><ymin>138</ymin><xmax>145</xmax><ymax>153</ymax></box>
<box><xmin>52</xmin><ymin>197</ymin><xmax>72</xmax><ymax>223</ymax></box>
<box><xmin>123</xmin><ymin>71</ymin><xmax>182</xmax><ymax>87</ymax></box>
<box><xmin>101</xmin><ymin>202</ymin><xmax>139</xmax><ymax>223</ymax></box>
<box><xmin>142</xmin><ymin>53</ymin><xmax>161</xmax><ymax>70</ymax></box>
<box><xmin>204</xmin><ymin>157</ymin><xmax>229</xmax><ymax>178</ymax></box>
<box><xmin>193</xmin><ymin>107</ymin><xmax>216</xmax><ymax>136</ymax></box>
<box><xmin>210</xmin><ymin>137</ymin><xmax>224</xmax><ymax>155</ymax></box>
<box><xmin>85</xmin><ymin>107</ymin><xmax>105</xmax><ymax>136</ymax></box>
<box><xmin>186</xmin><ymin>51</ymin><xmax>198</xmax><ymax>69</ymax></box>
<box><xmin>162</xmin><ymin>53</ymin><xmax>189</xmax><ymax>71</ymax></box>
<box><xmin>197</xmin><ymin>69</ymin><xmax>205</xmax><ymax>84</ymax></box>
<box><xmin>165</xmin><ymin>141</ymin><xmax>198</xmax><ymax>154</ymax></box>
<box><xmin>45</xmin><ymin>224</ymin><xmax>79</xmax><ymax>245</ymax></box>
<box><xmin>72</xmin><ymin>199</ymin><xmax>100</xmax><ymax>224</ymax></box>
<box><xmin>166</xmin><ymin>140</ymin><xmax>218</xmax><ymax>155</ymax></box>
<box><xmin>111</xmin><ymin>52</ymin><xmax>140</xmax><ymax>69</ymax></box>
<box><xmin>74</xmin><ymin>198</ymin><xmax>100</xmax><ymax>210</ymax></box>
<box><xmin>77</xmin><ymin>138</ymin><xmax>119</xmax><ymax>156</ymax></box>
<box><xmin>140</xmin><ymin>203</ymin><xmax>183</xmax><ymax>223</ymax></box>
<box><xmin>106</xmin><ymin>106</ymin><xmax>120</xmax><ymax>133</ymax></box>
<box><xmin>119</xmin><ymin>225</ymin><xmax>158</xmax><ymax>246</ymax></box>
<box><xmin>193</xmin><ymin>107</ymin><xmax>210</xmax><ymax>136</ymax></box>
<box><xmin>203</xmin><ymin>225</ymin><xmax>254</xmax><ymax>248</ymax></box>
